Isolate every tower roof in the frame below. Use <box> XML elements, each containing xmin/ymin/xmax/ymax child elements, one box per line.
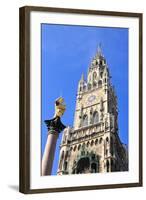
<box><xmin>90</xmin><ymin>44</ymin><xmax>106</xmax><ymax>69</ymax></box>
<box><xmin>95</xmin><ymin>43</ymin><xmax>104</xmax><ymax>59</ymax></box>
<box><xmin>96</xmin><ymin>44</ymin><xmax>102</xmax><ymax>56</ymax></box>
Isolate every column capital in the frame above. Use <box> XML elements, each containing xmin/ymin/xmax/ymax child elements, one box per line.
<box><xmin>45</xmin><ymin>116</ymin><xmax>66</xmax><ymax>133</ymax></box>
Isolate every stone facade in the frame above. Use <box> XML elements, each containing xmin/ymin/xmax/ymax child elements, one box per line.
<box><xmin>57</xmin><ymin>47</ymin><xmax>128</xmax><ymax>175</ymax></box>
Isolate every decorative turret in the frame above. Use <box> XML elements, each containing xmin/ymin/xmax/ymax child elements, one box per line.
<box><xmin>78</xmin><ymin>73</ymin><xmax>87</xmax><ymax>93</ymax></box>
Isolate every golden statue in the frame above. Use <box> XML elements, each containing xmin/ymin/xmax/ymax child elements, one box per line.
<box><xmin>54</xmin><ymin>97</ymin><xmax>66</xmax><ymax>118</ymax></box>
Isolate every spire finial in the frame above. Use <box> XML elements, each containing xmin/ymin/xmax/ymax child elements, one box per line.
<box><xmin>97</xmin><ymin>43</ymin><xmax>102</xmax><ymax>56</ymax></box>
<box><xmin>81</xmin><ymin>73</ymin><xmax>84</xmax><ymax>81</ymax></box>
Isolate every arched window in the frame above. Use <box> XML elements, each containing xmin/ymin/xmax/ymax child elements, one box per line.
<box><xmin>65</xmin><ymin>151</ymin><xmax>68</xmax><ymax>160</ymax></box>
<box><xmin>78</xmin><ymin>144</ymin><xmax>81</xmax><ymax>150</ymax></box>
<box><xmin>106</xmin><ymin>137</ymin><xmax>109</xmax><ymax>144</ymax></box>
<box><xmin>95</xmin><ymin>139</ymin><xmax>98</xmax><ymax>145</ymax></box>
<box><xmin>82</xmin><ymin>114</ymin><xmax>88</xmax><ymax>127</ymax></box>
<box><xmin>64</xmin><ymin>161</ymin><xmax>68</xmax><ymax>171</ymax></box>
<box><xmin>73</xmin><ymin>145</ymin><xmax>77</xmax><ymax>152</ymax></box>
<box><xmin>83</xmin><ymin>85</ymin><xmax>86</xmax><ymax>91</ymax></box>
<box><xmin>86</xmin><ymin>141</ymin><xmax>90</xmax><ymax>147</ymax></box>
<box><xmin>100</xmin><ymin>72</ymin><xmax>103</xmax><ymax>78</ymax></box>
<box><xmin>93</xmin><ymin>72</ymin><xmax>97</xmax><ymax>81</ymax></box>
<box><xmin>106</xmin><ymin>160</ymin><xmax>110</xmax><ymax>172</ymax></box>
<box><xmin>105</xmin><ymin>149</ymin><xmax>108</xmax><ymax>156</ymax></box>
<box><xmin>90</xmin><ymin>109</ymin><xmax>93</xmax><ymax>124</ymax></box>
<box><xmin>91</xmin><ymin>163</ymin><xmax>97</xmax><ymax>173</ymax></box>
<box><xmin>93</xmin><ymin>81</ymin><xmax>97</xmax><ymax>87</ymax></box>
<box><xmin>93</xmin><ymin>111</ymin><xmax>99</xmax><ymax>124</ymax></box>
<box><xmin>91</xmin><ymin>140</ymin><xmax>94</xmax><ymax>146</ymax></box>
<box><xmin>98</xmin><ymin>80</ymin><xmax>102</xmax><ymax>87</ymax></box>
<box><xmin>76</xmin><ymin>157</ymin><xmax>90</xmax><ymax>174</ymax></box>
<box><xmin>99</xmin><ymin>138</ymin><xmax>103</xmax><ymax>144</ymax></box>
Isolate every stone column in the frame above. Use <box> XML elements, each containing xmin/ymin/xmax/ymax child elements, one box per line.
<box><xmin>41</xmin><ymin>116</ymin><xmax>66</xmax><ymax>176</ymax></box>
<box><xmin>41</xmin><ymin>130</ymin><xmax>59</xmax><ymax>176</ymax></box>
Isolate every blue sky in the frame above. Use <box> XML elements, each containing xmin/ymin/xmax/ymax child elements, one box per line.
<box><xmin>41</xmin><ymin>24</ymin><xmax>128</xmax><ymax>175</ymax></box>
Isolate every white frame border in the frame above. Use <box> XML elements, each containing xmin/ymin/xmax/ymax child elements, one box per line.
<box><xmin>29</xmin><ymin>10</ymin><xmax>140</xmax><ymax>189</ymax></box>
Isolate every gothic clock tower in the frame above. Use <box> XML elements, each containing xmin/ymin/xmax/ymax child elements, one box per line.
<box><xmin>57</xmin><ymin>46</ymin><xmax>128</xmax><ymax>175</ymax></box>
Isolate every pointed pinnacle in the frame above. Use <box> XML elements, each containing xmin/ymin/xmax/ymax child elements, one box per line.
<box><xmin>96</xmin><ymin>43</ymin><xmax>102</xmax><ymax>56</ymax></box>
<box><xmin>81</xmin><ymin>73</ymin><xmax>84</xmax><ymax>81</ymax></box>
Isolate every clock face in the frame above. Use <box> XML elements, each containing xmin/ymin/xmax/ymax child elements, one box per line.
<box><xmin>87</xmin><ymin>95</ymin><xmax>96</xmax><ymax>103</ymax></box>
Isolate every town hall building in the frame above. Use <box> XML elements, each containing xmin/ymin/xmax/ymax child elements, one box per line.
<box><xmin>57</xmin><ymin>47</ymin><xmax>128</xmax><ymax>175</ymax></box>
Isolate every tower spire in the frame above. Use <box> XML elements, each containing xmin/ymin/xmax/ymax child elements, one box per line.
<box><xmin>96</xmin><ymin>43</ymin><xmax>102</xmax><ymax>57</ymax></box>
<box><xmin>81</xmin><ymin>73</ymin><xmax>84</xmax><ymax>81</ymax></box>
<box><xmin>79</xmin><ymin>73</ymin><xmax>85</xmax><ymax>83</ymax></box>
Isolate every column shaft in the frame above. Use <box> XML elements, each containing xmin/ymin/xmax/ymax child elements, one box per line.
<box><xmin>42</xmin><ymin>130</ymin><xmax>59</xmax><ymax>175</ymax></box>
